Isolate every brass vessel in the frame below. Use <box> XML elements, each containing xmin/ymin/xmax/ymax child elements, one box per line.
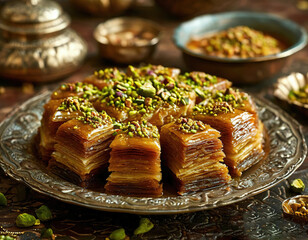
<box><xmin>0</xmin><ymin>0</ymin><xmax>87</xmax><ymax>82</ymax></box>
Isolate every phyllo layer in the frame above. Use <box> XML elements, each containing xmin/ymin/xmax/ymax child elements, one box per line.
<box><xmin>191</xmin><ymin>88</ymin><xmax>264</xmax><ymax>176</ymax></box>
<box><xmin>39</xmin><ymin>97</ymin><xmax>95</xmax><ymax>162</ymax></box>
<box><xmin>105</xmin><ymin>121</ymin><xmax>162</xmax><ymax>197</ymax></box>
<box><xmin>160</xmin><ymin>118</ymin><xmax>231</xmax><ymax>195</ymax></box>
<box><xmin>49</xmin><ymin>110</ymin><xmax>114</xmax><ymax>187</ymax></box>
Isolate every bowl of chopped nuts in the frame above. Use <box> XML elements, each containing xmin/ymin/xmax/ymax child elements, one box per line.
<box><xmin>274</xmin><ymin>72</ymin><xmax>308</xmax><ymax>117</ymax></box>
<box><xmin>173</xmin><ymin>11</ymin><xmax>307</xmax><ymax>85</ymax></box>
<box><xmin>282</xmin><ymin>195</ymin><xmax>308</xmax><ymax>222</ymax></box>
<box><xmin>94</xmin><ymin>17</ymin><xmax>161</xmax><ymax>64</ymax></box>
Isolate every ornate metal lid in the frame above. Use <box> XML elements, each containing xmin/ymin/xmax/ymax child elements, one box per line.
<box><xmin>0</xmin><ymin>0</ymin><xmax>70</xmax><ymax>36</ymax></box>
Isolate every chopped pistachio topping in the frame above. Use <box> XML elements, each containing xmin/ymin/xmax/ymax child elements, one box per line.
<box><xmin>76</xmin><ymin>110</ymin><xmax>112</xmax><ymax>128</ymax></box>
<box><xmin>179</xmin><ymin>71</ymin><xmax>218</xmax><ymax>88</ymax></box>
<box><xmin>193</xmin><ymin>88</ymin><xmax>247</xmax><ymax>116</ymax></box>
<box><xmin>56</xmin><ymin>82</ymin><xmax>102</xmax><ymax>99</ymax></box>
<box><xmin>57</xmin><ymin>97</ymin><xmax>92</xmax><ymax>112</ymax></box>
<box><xmin>94</xmin><ymin>67</ymin><xmax>125</xmax><ymax>81</ymax></box>
<box><xmin>98</xmin><ymin>68</ymin><xmax>192</xmax><ymax>116</ymax></box>
<box><xmin>127</xmin><ymin>65</ymin><xmax>179</xmax><ymax>78</ymax></box>
<box><xmin>113</xmin><ymin>120</ymin><xmax>159</xmax><ymax>138</ymax></box>
<box><xmin>57</xmin><ymin>96</ymin><xmax>112</xmax><ymax>127</ymax></box>
<box><xmin>176</xmin><ymin>117</ymin><xmax>207</xmax><ymax>134</ymax></box>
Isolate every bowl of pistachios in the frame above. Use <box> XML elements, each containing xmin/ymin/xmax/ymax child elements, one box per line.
<box><xmin>94</xmin><ymin>17</ymin><xmax>161</xmax><ymax>64</ymax></box>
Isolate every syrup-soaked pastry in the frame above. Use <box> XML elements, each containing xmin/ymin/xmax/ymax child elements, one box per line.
<box><xmin>83</xmin><ymin>68</ymin><xmax>125</xmax><ymax>89</ymax></box>
<box><xmin>94</xmin><ymin>68</ymin><xmax>196</xmax><ymax>127</ymax></box>
<box><xmin>191</xmin><ymin>88</ymin><xmax>264</xmax><ymax>176</ymax></box>
<box><xmin>38</xmin><ymin>64</ymin><xmax>267</xmax><ymax>196</ymax></box>
<box><xmin>38</xmin><ymin>97</ymin><xmax>91</xmax><ymax>162</ymax></box>
<box><xmin>177</xmin><ymin>71</ymin><xmax>232</xmax><ymax>104</ymax></box>
<box><xmin>105</xmin><ymin>121</ymin><xmax>162</xmax><ymax>197</ymax></box>
<box><xmin>49</xmin><ymin>110</ymin><xmax>114</xmax><ymax>187</ymax></box>
<box><xmin>160</xmin><ymin>118</ymin><xmax>231</xmax><ymax>195</ymax></box>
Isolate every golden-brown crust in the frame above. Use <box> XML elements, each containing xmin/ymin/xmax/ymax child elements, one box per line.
<box><xmin>38</xmin><ymin>65</ymin><xmax>265</xmax><ymax>195</ymax></box>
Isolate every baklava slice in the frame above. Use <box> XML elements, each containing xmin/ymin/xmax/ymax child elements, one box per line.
<box><xmin>161</xmin><ymin>118</ymin><xmax>231</xmax><ymax>195</ymax></box>
<box><xmin>105</xmin><ymin>121</ymin><xmax>162</xmax><ymax>197</ymax></box>
<box><xmin>192</xmin><ymin>89</ymin><xmax>264</xmax><ymax>176</ymax></box>
<box><xmin>38</xmin><ymin>97</ymin><xmax>91</xmax><ymax>162</ymax></box>
<box><xmin>49</xmin><ymin>109</ymin><xmax>114</xmax><ymax>187</ymax></box>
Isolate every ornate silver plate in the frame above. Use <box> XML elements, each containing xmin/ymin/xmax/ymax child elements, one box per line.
<box><xmin>0</xmin><ymin>91</ymin><xmax>306</xmax><ymax>214</ymax></box>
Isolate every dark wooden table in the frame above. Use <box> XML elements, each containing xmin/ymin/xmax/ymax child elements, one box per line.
<box><xmin>0</xmin><ymin>0</ymin><xmax>308</xmax><ymax>239</ymax></box>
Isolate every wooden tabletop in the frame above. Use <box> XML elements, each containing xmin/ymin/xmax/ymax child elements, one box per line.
<box><xmin>0</xmin><ymin>0</ymin><xmax>308</xmax><ymax>239</ymax></box>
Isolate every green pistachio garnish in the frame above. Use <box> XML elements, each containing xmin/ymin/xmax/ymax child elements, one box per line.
<box><xmin>16</xmin><ymin>213</ymin><xmax>37</xmax><ymax>227</ymax></box>
<box><xmin>76</xmin><ymin>110</ymin><xmax>112</xmax><ymax>128</ymax></box>
<box><xmin>134</xmin><ymin>218</ymin><xmax>154</xmax><ymax>235</ymax></box>
<box><xmin>35</xmin><ymin>205</ymin><xmax>52</xmax><ymax>222</ymax></box>
<box><xmin>177</xmin><ymin>117</ymin><xmax>207</xmax><ymax>134</ymax></box>
<box><xmin>41</xmin><ymin>228</ymin><xmax>54</xmax><ymax>239</ymax></box>
<box><xmin>94</xmin><ymin>68</ymin><xmax>124</xmax><ymax>81</ymax></box>
<box><xmin>193</xmin><ymin>88</ymin><xmax>247</xmax><ymax>116</ymax></box>
<box><xmin>109</xmin><ymin>228</ymin><xmax>126</xmax><ymax>240</ymax></box>
<box><xmin>291</xmin><ymin>179</ymin><xmax>305</xmax><ymax>193</ymax></box>
<box><xmin>0</xmin><ymin>192</ymin><xmax>7</xmax><ymax>206</ymax></box>
<box><xmin>138</xmin><ymin>81</ymin><xmax>156</xmax><ymax>98</ymax></box>
<box><xmin>117</xmin><ymin>121</ymin><xmax>159</xmax><ymax>139</ymax></box>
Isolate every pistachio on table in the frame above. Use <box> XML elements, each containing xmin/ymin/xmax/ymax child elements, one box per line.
<box><xmin>134</xmin><ymin>218</ymin><xmax>154</xmax><ymax>235</ymax></box>
<box><xmin>0</xmin><ymin>192</ymin><xmax>7</xmax><ymax>206</ymax></box>
<box><xmin>35</xmin><ymin>205</ymin><xmax>52</xmax><ymax>221</ymax></box>
<box><xmin>41</xmin><ymin>228</ymin><xmax>54</xmax><ymax>239</ymax></box>
<box><xmin>15</xmin><ymin>213</ymin><xmax>37</xmax><ymax>227</ymax></box>
<box><xmin>109</xmin><ymin>228</ymin><xmax>126</xmax><ymax>240</ymax></box>
<box><xmin>291</xmin><ymin>178</ymin><xmax>305</xmax><ymax>193</ymax></box>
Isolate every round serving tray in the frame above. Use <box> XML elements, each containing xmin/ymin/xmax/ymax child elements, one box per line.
<box><xmin>0</xmin><ymin>91</ymin><xmax>306</xmax><ymax>214</ymax></box>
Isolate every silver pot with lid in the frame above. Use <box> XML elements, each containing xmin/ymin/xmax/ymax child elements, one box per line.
<box><xmin>0</xmin><ymin>0</ymin><xmax>87</xmax><ymax>82</ymax></box>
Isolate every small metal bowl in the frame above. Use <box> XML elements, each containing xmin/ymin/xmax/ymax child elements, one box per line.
<box><xmin>274</xmin><ymin>72</ymin><xmax>308</xmax><ymax>117</ymax></box>
<box><xmin>282</xmin><ymin>195</ymin><xmax>308</xmax><ymax>222</ymax></box>
<box><xmin>173</xmin><ymin>11</ymin><xmax>307</xmax><ymax>85</ymax></box>
<box><xmin>94</xmin><ymin>17</ymin><xmax>161</xmax><ymax>64</ymax></box>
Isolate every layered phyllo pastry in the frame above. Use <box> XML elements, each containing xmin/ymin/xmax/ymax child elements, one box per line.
<box><xmin>38</xmin><ymin>64</ymin><xmax>267</xmax><ymax>196</ymax></box>
<box><xmin>191</xmin><ymin>88</ymin><xmax>264</xmax><ymax>176</ymax></box>
<box><xmin>94</xmin><ymin>66</ymin><xmax>195</xmax><ymax>127</ymax></box>
<box><xmin>161</xmin><ymin>117</ymin><xmax>231</xmax><ymax>195</ymax></box>
<box><xmin>49</xmin><ymin>106</ymin><xmax>114</xmax><ymax>187</ymax></box>
<box><xmin>39</xmin><ymin>97</ymin><xmax>92</xmax><ymax>162</ymax></box>
<box><xmin>105</xmin><ymin>121</ymin><xmax>162</xmax><ymax>197</ymax></box>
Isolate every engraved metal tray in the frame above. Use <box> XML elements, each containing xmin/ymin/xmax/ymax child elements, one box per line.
<box><xmin>0</xmin><ymin>91</ymin><xmax>306</xmax><ymax>214</ymax></box>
